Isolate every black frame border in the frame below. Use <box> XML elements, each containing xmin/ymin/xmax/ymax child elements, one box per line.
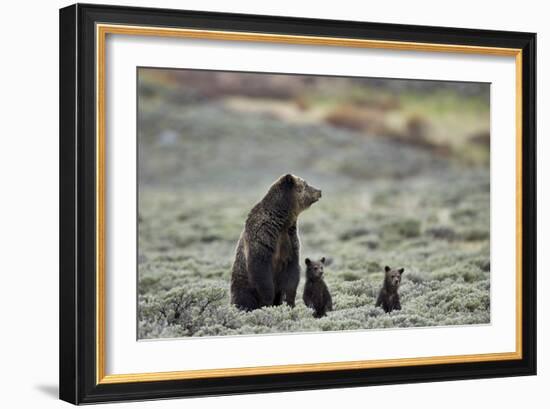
<box><xmin>59</xmin><ymin>3</ymin><xmax>536</xmax><ymax>404</ymax></box>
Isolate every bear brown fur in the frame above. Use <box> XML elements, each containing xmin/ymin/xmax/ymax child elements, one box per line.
<box><xmin>230</xmin><ymin>174</ymin><xmax>322</xmax><ymax>311</ymax></box>
<box><xmin>303</xmin><ymin>257</ymin><xmax>333</xmax><ymax>318</ymax></box>
<box><xmin>375</xmin><ymin>266</ymin><xmax>404</xmax><ymax>313</ymax></box>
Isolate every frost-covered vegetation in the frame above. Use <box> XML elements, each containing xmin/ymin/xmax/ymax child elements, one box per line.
<box><xmin>137</xmin><ymin>70</ymin><xmax>490</xmax><ymax>339</ymax></box>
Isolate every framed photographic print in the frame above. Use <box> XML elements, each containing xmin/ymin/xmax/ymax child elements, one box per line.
<box><xmin>59</xmin><ymin>3</ymin><xmax>536</xmax><ymax>404</ymax></box>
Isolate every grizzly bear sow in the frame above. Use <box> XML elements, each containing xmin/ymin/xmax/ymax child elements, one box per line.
<box><xmin>303</xmin><ymin>257</ymin><xmax>333</xmax><ymax>318</ymax></box>
<box><xmin>375</xmin><ymin>266</ymin><xmax>404</xmax><ymax>313</ymax></box>
<box><xmin>230</xmin><ymin>174</ymin><xmax>322</xmax><ymax>311</ymax></box>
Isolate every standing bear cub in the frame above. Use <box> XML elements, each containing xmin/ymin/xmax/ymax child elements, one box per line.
<box><xmin>230</xmin><ymin>174</ymin><xmax>322</xmax><ymax>311</ymax></box>
<box><xmin>376</xmin><ymin>266</ymin><xmax>405</xmax><ymax>313</ymax></box>
<box><xmin>303</xmin><ymin>257</ymin><xmax>333</xmax><ymax>318</ymax></box>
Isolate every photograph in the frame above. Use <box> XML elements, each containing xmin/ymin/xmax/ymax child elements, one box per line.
<box><xmin>1</xmin><ymin>2</ymin><xmax>543</xmax><ymax>409</ymax></box>
<box><xmin>57</xmin><ymin>3</ymin><xmax>536</xmax><ymax>404</ymax></box>
<box><xmin>136</xmin><ymin>68</ymin><xmax>491</xmax><ymax>340</ymax></box>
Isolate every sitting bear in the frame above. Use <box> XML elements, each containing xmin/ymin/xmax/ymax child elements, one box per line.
<box><xmin>303</xmin><ymin>257</ymin><xmax>333</xmax><ymax>318</ymax></box>
<box><xmin>375</xmin><ymin>266</ymin><xmax>405</xmax><ymax>313</ymax></box>
<box><xmin>230</xmin><ymin>174</ymin><xmax>322</xmax><ymax>311</ymax></box>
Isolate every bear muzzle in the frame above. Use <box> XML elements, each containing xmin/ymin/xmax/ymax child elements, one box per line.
<box><xmin>312</xmin><ymin>188</ymin><xmax>322</xmax><ymax>202</ymax></box>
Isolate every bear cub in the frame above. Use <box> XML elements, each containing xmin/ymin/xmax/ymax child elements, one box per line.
<box><xmin>303</xmin><ymin>257</ymin><xmax>333</xmax><ymax>318</ymax></box>
<box><xmin>376</xmin><ymin>266</ymin><xmax>404</xmax><ymax>313</ymax></box>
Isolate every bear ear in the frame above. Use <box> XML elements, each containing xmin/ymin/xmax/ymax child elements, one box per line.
<box><xmin>398</xmin><ymin>268</ymin><xmax>404</xmax><ymax>275</ymax></box>
<box><xmin>320</xmin><ymin>257</ymin><xmax>326</xmax><ymax>264</ymax></box>
<box><xmin>282</xmin><ymin>173</ymin><xmax>295</xmax><ymax>187</ymax></box>
<box><xmin>385</xmin><ymin>266</ymin><xmax>391</xmax><ymax>273</ymax></box>
<box><xmin>305</xmin><ymin>258</ymin><xmax>311</xmax><ymax>266</ymax></box>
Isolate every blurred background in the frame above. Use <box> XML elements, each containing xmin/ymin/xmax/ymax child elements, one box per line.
<box><xmin>137</xmin><ymin>68</ymin><xmax>490</xmax><ymax>339</ymax></box>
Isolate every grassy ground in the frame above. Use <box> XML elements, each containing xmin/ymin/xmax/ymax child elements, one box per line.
<box><xmin>137</xmin><ymin>71</ymin><xmax>490</xmax><ymax>339</ymax></box>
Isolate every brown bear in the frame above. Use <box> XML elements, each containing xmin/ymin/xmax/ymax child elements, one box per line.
<box><xmin>303</xmin><ymin>257</ymin><xmax>333</xmax><ymax>318</ymax></box>
<box><xmin>375</xmin><ymin>266</ymin><xmax>404</xmax><ymax>313</ymax></box>
<box><xmin>230</xmin><ymin>174</ymin><xmax>322</xmax><ymax>311</ymax></box>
